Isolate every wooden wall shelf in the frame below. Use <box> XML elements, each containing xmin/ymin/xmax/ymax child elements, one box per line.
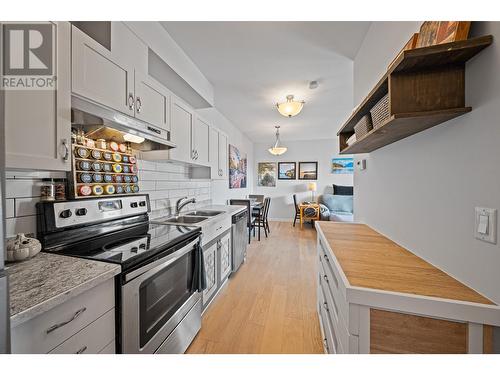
<box><xmin>338</xmin><ymin>35</ymin><xmax>493</xmax><ymax>155</ymax></box>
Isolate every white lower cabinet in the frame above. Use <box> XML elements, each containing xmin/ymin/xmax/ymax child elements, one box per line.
<box><xmin>4</xmin><ymin>21</ymin><xmax>72</xmax><ymax>171</ymax></box>
<box><xmin>202</xmin><ymin>242</ymin><xmax>218</xmax><ymax>305</ymax></box>
<box><xmin>11</xmin><ymin>278</ymin><xmax>116</xmax><ymax>354</ymax></box>
<box><xmin>219</xmin><ymin>232</ymin><xmax>232</xmax><ymax>282</ymax></box>
<box><xmin>202</xmin><ymin>229</ymin><xmax>233</xmax><ymax>310</ymax></box>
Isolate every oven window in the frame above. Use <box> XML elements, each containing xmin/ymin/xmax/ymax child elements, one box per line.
<box><xmin>139</xmin><ymin>250</ymin><xmax>194</xmax><ymax>347</ymax></box>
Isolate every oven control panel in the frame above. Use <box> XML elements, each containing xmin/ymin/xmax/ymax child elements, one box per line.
<box><xmin>52</xmin><ymin>195</ymin><xmax>150</xmax><ymax>229</ymax></box>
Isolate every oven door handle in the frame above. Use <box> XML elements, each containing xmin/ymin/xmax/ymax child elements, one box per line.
<box><xmin>124</xmin><ymin>238</ymin><xmax>199</xmax><ymax>283</ymax></box>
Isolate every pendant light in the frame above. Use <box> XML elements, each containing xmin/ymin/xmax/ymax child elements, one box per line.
<box><xmin>268</xmin><ymin>126</ymin><xmax>287</xmax><ymax>156</ymax></box>
<box><xmin>276</xmin><ymin>94</ymin><xmax>305</xmax><ymax>118</ymax></box>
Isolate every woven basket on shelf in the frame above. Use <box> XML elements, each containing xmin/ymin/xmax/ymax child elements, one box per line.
<box><xmin>353</xmin><ymin>114</ymin><xmax>373</xmax><ymax>139</ymax></box>
<box><xmin>370</xmin><ymin>93</ymin><xmax>390</xmax><ymax>129</ymax></box>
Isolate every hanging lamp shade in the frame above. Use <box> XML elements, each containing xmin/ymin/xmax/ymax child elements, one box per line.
<box><xmin>268</xmin><ymin>126</ymin><xmax>287</xmax><ymax>156</ymax></box>
<box><xmin>276</xmin><ymin>94</ymin><xmax>305</xmax><ymax>117</ymax></box>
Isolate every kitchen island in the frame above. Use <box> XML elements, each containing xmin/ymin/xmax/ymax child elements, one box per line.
<box><xmin>315</xmin><ymin>221</ymin><xmax>500</xmax><ymax>354</ymax></box>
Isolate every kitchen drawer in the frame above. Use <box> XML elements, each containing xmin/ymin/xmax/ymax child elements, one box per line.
<box><xmin>319</xmin><ymin>268</ymin><xmax>358</xmax><ymax>353</ymax></box>
<box><xmin>11</xmin><ymin>278</ymin><xmax>115</xmax><ymax>353</ymax></box>
<box><xmin>49</xmin><ymin>308</ymin><xmax>115</xmax><ymax>354</ymax></box>
<box><xmin>318</xmin><ymin>238</ymin><xmax>360</xmax><ymax>335</ymax></box>
<box><xmin>201</xmin><ymin>216</ymin><xmax>231</xmax><ymax>245</ymax></box>
<box><xmin>318</xmin><ymin>284</ymin><xmax>342</xmax><ymax>354</ymax></box>
<box><xmin>99</xmin><ymin>340</ymin><xmax>116</xmax><ymax>354</ymax></box>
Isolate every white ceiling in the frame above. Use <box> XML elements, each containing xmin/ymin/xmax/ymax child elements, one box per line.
<box><xmin>161</xmin><ymin>22</ymin><xmax>371</xmax><ymax>143</ymax></box>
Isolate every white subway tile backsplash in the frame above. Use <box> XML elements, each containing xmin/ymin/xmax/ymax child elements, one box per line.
<box><xmin>6</xmin><ymin>179</ymin><xmax>40</xmax><ymax>199</ymax></box>
<box><xmin>5</xmin><ymin>199</ymin><xmax>15</xmax><ymax>218</ymax></box>
<box><xmin>15</xmin><ymin>197</ymin><xmax>40</xmax><ymax>217</ymax></box>
<box><xmin>6</xmin><ymin>216</ymin><xmax>37</xmax><ymax>237</ymax></box>
<box><xmin>138</xmin><ymin>181</ymin><xmax>156</xmax><ymax>191</ymax></box>
<box><xmin>5</xmin><ymin>170</ymin><xmax>66</xmax><ymax>179</ymax></box>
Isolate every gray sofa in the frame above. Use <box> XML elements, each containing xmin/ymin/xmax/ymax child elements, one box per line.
<box><xmin>318</xmin><ymin>194</ymin><xmax>354</xmax><ymax>222</ymax></box>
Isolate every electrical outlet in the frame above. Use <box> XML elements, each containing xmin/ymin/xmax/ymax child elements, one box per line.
<box><xmin>474</xmin><ymin>207</ymin><xmax>497</xmax><ymax>244</ymax></box>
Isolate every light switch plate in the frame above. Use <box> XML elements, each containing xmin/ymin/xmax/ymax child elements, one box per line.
<box><xmin>475</xmin><ymin>207</ymin><xmax>497</xmax><ymax>244</ymax></box>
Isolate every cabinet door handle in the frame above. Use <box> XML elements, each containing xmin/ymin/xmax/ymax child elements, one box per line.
<box><xmin>323</xmin><ymin>338</ymin><xmax>329</xmax><ymax>352</ymax></box>
<box><xmin>323</xmin><ymin>301</ymin><xmax>329</xmax><ymax>312</ymax></box>
<box><xmin>136</xmin><ymin>96</ymin><xmax>142</xmax><ymax>113</ymax></box>
<box><xmin>128</xmin><ymin>93</ymin><xmax>135</xmax><ymax>110</ymax></box>
<box><xmin>61</xmin><ymin>139</ymin><xmax>69</xmax><ymax>161</ymax></box>
<box><xmin>46</xmin><ymin>307</ymin><xmax>86</xmax><ymax>334</ymax></box>
<box><xmin>76</xmin><ymin>345</ymin><xmax>88</xmax><ymax>354</ymax></box>
<box><xmin>147</xmin><ymin>126</ymin><xmax>161</xmax><ymax>135</ymax></box>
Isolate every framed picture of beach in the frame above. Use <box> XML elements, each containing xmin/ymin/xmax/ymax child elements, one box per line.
<box><xmin>298</xmin><ymin>162</ymin><xmax>318</xmax><ymax>180</ymax></box>
<box><xmin>278</xmin><ymin>162</ymin><xmax>296</xmax><ymax>180</ymax></box>
<box><xmin>331</xmin><ymin>157</ymin><xmax>354</xmax><ymax>174</ymax></box>
<box><xmin>257</xmin><ymin>162</ymin><xmax>276</xmax><ymax>187</ymax></box>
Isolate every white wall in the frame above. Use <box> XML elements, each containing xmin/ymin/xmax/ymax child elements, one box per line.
<box><xmin>353</xmin><ymin>21</ymin><xmax>500</xmax><ymax>303</ymax></box>
<box><xmin>253</xmin><ymin>138</ymin><xmax>353</xmax><ymax>220</ymax></box>
<box><xmin>196</xmin><ymin>108</ymin><xmax>254</xmax><ymax>205</ymax></box>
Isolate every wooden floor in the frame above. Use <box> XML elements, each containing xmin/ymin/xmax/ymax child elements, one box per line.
<box><xmin>187</xmin><ymin>221</ymin><xmax>324</xmax><ymax>354</ymax></box>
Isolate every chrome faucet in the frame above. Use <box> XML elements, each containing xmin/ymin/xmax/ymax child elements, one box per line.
<box><xmin>175</xmin><ymin>197</ymin><xmax>196</xmax><ymax>216</ymax></box>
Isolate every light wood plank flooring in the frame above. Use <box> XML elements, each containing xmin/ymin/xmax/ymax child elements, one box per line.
<box><xmin>187</xmin><ymin>221</ymin><xmax>323</xmax><ymax>354</ymax></box>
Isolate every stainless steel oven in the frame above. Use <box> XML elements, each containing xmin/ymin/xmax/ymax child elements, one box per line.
<box><xmin>121</xmin><ymin>236</ymin><xmax>202</xmax><ymax>354</ymax></box>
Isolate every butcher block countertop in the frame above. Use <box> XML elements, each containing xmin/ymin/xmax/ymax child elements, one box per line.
<box><xmin>316</xmin><ymin>222</ymin><xmax>495</xmax><ymax>306</ymax></box>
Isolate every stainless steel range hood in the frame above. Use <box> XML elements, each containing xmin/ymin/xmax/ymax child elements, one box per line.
<box><xmin>71</xmin><ymin>95</ymin><xmax>177</xmax><ymax>150</ymax></box>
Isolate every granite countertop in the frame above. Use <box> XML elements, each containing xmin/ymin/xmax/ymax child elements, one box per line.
<box><xmin>7</xmin><ymin>252</ymin><xmax>120</xmax><ymax>327</ymax></box>
<box><xmin>200</xmin><ymin>204</ymin><xmax>247</xmax><ymax>215</ymax></box>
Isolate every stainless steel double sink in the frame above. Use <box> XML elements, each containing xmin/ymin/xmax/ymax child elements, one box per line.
<box><xmin>161</xmin><ymin>210</ymin><xmax>224</xmax><ymax>225</ymax></box>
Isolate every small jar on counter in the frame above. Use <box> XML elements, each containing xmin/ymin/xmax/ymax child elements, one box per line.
<box><xmin>40</xmin><ymin>179</ymin><xmax>55</xmax><ymax>201</ymax></box>
<box><xmin>54</xmin><ymin>179</ymin><xmax>67</xmax><ymax>201</ymax></box>
<box><xmin>96</xmin><ymin>139</ymin><xmax>107</xmax><ymax>150</ymax></box>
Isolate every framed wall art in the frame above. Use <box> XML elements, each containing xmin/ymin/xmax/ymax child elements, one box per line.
<box><xmin>278</xmin><ymin>162</ymin><xmax>296</xmax><ymax>180</ymax></box>
<box><xmin>257</xmin><ymin>162</ymin><xmax>276</xmax><ymax>187</ymax></box>
<box><xmin>229</xmin><ymin>144</ymin><xmax>247</xmax><ymax>189</ymax></box>
<box><xmin>298</xmin><ymin>162</ymin><xmax>318</xmax><ymax>180</ymax></box>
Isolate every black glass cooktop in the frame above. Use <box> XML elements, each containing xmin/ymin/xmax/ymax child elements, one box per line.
<box><xmin>48</xmin><ymin>222</ymin><xmax>200</xmax><ymax>270</ymax></box>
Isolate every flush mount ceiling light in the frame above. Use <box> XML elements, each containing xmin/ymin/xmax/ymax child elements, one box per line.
<box><xmin>123</xmin><ymin>132</ymin><xmax>145</xmax><ymax>144</ymax></box>
<box><xmin>268</xmin><ymin>126</ymin><xmax>287</xmax><ymax>156</ymax></box>
<box><xmin>276</xmin><ymin>94</ymin><xmax>305</xmax><ymax>118</ymax></box>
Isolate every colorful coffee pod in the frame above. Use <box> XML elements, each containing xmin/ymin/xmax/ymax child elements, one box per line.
<box><xmin>130</xmin><ymin>165</ymin><xmax>138</xmax><ymax>174</ymax></box>
<box><xmin>104</xmin><ymin>185</ymin><xmax>115</xmax><ymax>195</ymax></box>
<box><xmin>122</xmin><ymin>165</ymin><xmax>130</xmax><ymax>174</ymax></box>
<box><xmin>124</xmin><ymin>185</ymin><xmax>132</xmax><ymax>194</ymax></box>
<box><xmin>91</xmin><ymin>162</ymin><xmax>102</xmax><ymax>172</ymax></box>
<box><xmin>75</xmin><ymin>147</ymin><xmax>90</xmax><ymax>159</ymax></box>
<box><xmin>112</xmin><ymin>163</ymin><xmax>122</xmax><ymax>173</ymax></box>
<box><xmin>129</xmin><ymin>156</ymin><xmax>137</xmax><ymax>164</ymax></box>
<box><xmin>109</xmin><ymin>141</ymin><xmax>119</xmax><ymax>152</ymax></box>
<box><xmin>78</xmin><ymin>173</ymin><xmax>92</xmax><ymax>184</ymax></box>
<box><xmin>114</xmin><ymin>174</ymin><xmax>123</xmax><ymax>183</ymax></box>
<box><xmin>102</xmin><ymin>163</ymin><xmax>112</xmax><ymax>172</ymax></box>
<box><xmin>112</xmin><ymin>153</ymin><xmax>122</xmax><ymax>162</ymax></box>
<box><xmin>115</xmin><ymin>185</ymin><xmax>124</xmax><ymax>194</ymax></box>
<box><xmin>132</xmin><ymin>185</ymin><xmax>139</xmax><ymax>193</ymax></box>
<box><xmin>78</xmin><ymin>185</ymin><xmax>92</xmax><ymax>196</ymax></box>
<box><xmin>103</xmin><ymin>174</ymin><xmax>113</xmax><ymax>183</ymax></box>
<box><xmin>92</xmin><ymin>173</ymin><xmax>103</xmax><ymax>183</ymax></box>
<box><xmin>91</xmin><ymin>150</ymin><xmax>102</xmax><ymax>159</ymax></box>
<box><xmin>92</xmin><ymin>185</ymin><xmax>104</xmax><ymax>196</ymax></box>
<box><xmin>122</xmin><ymin>155</ymin><xmax>129</xmax><ymax>163</ymax></box>
<box><xmin>118</xmin><ymin>143</ymin><xmax>127</xmax><ymax>153</ymax></box>
<box><xmin>124</xmin><ymin>175</ymin><xmax>132</xmax><ymax>183</ymax></box>
<box><xmin>103</xmin><ymin>152</ymin><xmax>112</xmax><ymax>161</ymax></box>
<box><xmin>78</xmin><ymin>160</ymin><xmax>92</xmax><ymax>171</ymax></box>
<box><xmin>131</xmin><ymin>175</ymin><xmax>138</xmax><ymax>183</ymax></box>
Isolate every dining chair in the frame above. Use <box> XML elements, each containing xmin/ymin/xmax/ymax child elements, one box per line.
<box><xmin>229</xmin><ymin>199</ymin><xmax>255</xmax><ymax>244</ymax></box>
<box><xmin>293</xmin><ymin>194</ymin><xmax>300</xmax><ymax>227</ymax></box>
<box><xmin>254</xmin><ymin>197</ymin><xmax>271</xmax><ymax>240</ymax></box>
<box><xmin>248</xmin><ymin>194</ymin><xmax>264</xmax><ymax>203</ymax></box>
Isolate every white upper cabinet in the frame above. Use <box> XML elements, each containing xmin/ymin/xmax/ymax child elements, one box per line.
<box><xmin>169</xmin><ymin>96</ymin><xmax>194</xmax><ymax>163</ymax></box>
<box><xmin>192</xmin><ymin>115</ymin><xmax>210</xmax><ymax>166</ymax></box>
<box><xmin>218</xmin><ymin>132</ymin><xmax>228</xmax><ymax>180</ymax></box>
<box><xmin>5</xmin><ymin>22</ymin><xmax>72</xmax><ymax>171</ymax></box>
<box><xmin>209</xmin><ymin>126</ymin><xmax>228</xmax><ymax>180</ymax></box>
<box><xmin>110</xmin><ymin>22</ymin><xmax>147</xmax><ymax>74</ymax></box>
<box><xmin>72</xmin><ymin>25</ymin><xmax>134</xmax><ymax>116</ymax></box>
<box><xmin>134</xmin><ymin>72</ymin><xmax>170</xmax><ymax>132</ymax></box>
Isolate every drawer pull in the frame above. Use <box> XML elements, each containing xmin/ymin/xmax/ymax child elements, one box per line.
<box><xmin>46</xmin><ymin>307</ymin><xmax>87</xmax><ymax>334</ymax></box>
<box><xmin>323</xmin><ymin>338</ymin><xmax>329</xmax><ymax>352</ymax></box>
<box><xmin>323</xmin><ymin>301</ymin><xmax>329</xmax><ymax>312</ymax></box>
<box><xmin>76</xmin><ymin>345</ymin><xmax>88</xmax><ymax>354</ymax></box>
<box><xmin>323</xmin><ymin>254</ymin><xmax>329</xmax><ymax>263</ymax></box>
